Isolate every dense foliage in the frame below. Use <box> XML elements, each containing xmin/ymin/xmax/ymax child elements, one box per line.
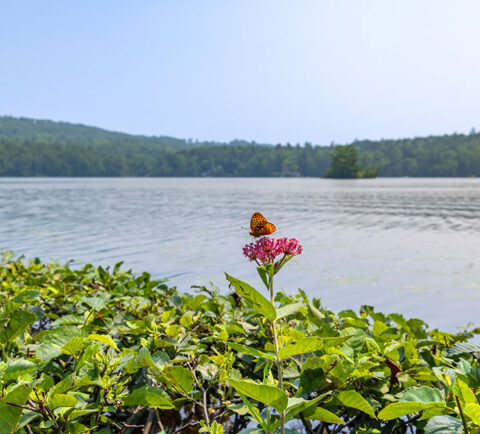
<box><xmin>1</xmin><ymin>117</ymin><xmax>480</xmax><ymax>177</ymax></box>
<box><xmin>324</xmin><ymin>145</ymin><xmax>380</xmax><ymax>179</ymax></box>
<box><xmin>0</xmin><ymin>117</ymin><xmax>259</xmax><ymax>153</ymax></box>
<box><xmin>2</xmin><ymin>252</ymin><xmax>480</xmax><ymax>433</ymax></box>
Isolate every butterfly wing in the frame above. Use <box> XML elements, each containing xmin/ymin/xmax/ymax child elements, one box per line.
<box><xmin>256</xmin><ymin>222</ymin><xmax>276</xmax><ymax>236</ymax></box>
<box><xmin>249</xmin><ymin>212</ymin><xmax>276</xmax><ymax>237</ymax></box>
<box><xmin>250</xmin><ymin>212</ymin><xmax>267</xmax><ymax>232</ymax></box>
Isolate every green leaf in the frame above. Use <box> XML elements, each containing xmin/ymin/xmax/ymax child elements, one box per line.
<box><xmin>50</xmin><ymin>393</ymin><xmax>78</xmax><ymax>409</ymax></box>
<box><xmin>225</xmin><ymin>274</ymin><xmax>276</xmax><ymax>321</ymax></box>
<box><xmin>123</xmin><ymin>386</ymin><xmax>175</xmax><ymax>409</ymax></box>
<box><xmin>464</xmin><ymin>403</ymin><xmax>480</xmax><ymax>425</ymax></box>
<box><xmin>452</xmin><ymin>379</ymin><xmax>477</xmax><ymax>406</ymax></box>
<box><xmin>61</xmin><ymin>336</ymin><xmax>86</xmax><ymax>355</ymax></box>
<box><xmin>163</xmin><ymin>366</ymin><xmax>195</xmax><ymax>393</ymax></box>
<box><xmin>278</xmin><ymin>336</ymin><xmax>351</xmax><ymax>360</ymax></box>
<box><xmin>11</xmin><ymin>289</ymin><xmax>42</xmax><ymax>304</ymax></box>
<box><xmin>447</xmin><ymin>342</ymin><xmax>480</xmax><ymax>357</ymax></box>
<box><xmin>302</xmin><ymin>406</ymin><xmax>346</xmax><ymax>424</ymax></box>
<box><xmin>281</xmin><ymin>395</ymin><xmax>326</xmax><ymax>426</ymax></box>
<box><xmin>66</xmin><ymin>421</ymin><xmax>89</xmax><ymax>434</ymax></box>
<box><xmin>81</xmin><ymin>293</ymin><xmax>111</xmax><ymax>310</ymax></box>
<box><xmin>2</xmin><ymin>359</ymin><xmax>36</xmax><ymax>381</ymax></box>
<box><xmin>330</xmin><ymin>390</ymin><xmax>376</xmax><ymax>419</ymax></box>
<box><xmin>17</xmin><ymin>411</ymin><xmax>42</xmax><ymax>430</ymax></box>
<box><xmin>276</xmin><ymin>302</ymin><xmax>303</xmax><ymax>320</ymax></box>
<box><xmin>399</xmin><ymin>386</ymin><xmax>444</xmax><ymax>404</ymax></box>
<box><xmin>228</xmin><ymin>342</ymin><xmax>276</xmax><ymax>362</ymax></box>
<box><xmin>228</xmin><ymin>379</ymin><xmax>288</xmax><ymax>412</ymax></box>
<box><xmin>388</xmin><ymin>313</ymin><xmax>411</xmax><ymax>332</ymax></box>
<box><xmin>378</xmin><ymin>402</ymin><xmax>446</xmax><ymax>420</ymax></box>
<box><xmin>424</xmin><ymin>416</ymin><xmax>464</xmax><ymax>434</ymax></box>
<box><xmin>88</xmin><ymin>334</ymin><xmax>119</xmax><ymax>351</ymax></box>
<box><xmin>36</xmin><ymin>326</ymin><xmax>85</xmax><ymax>361</ymax></box>
<box><xmin>378</xmin><ymin>386</ymin><xmax>446</xmax><ymax>420</ymax></box>
<box><xmin>4</xmin><ymin>310</ymin><xmax>37</xmax><ymax>342</ymax></box>
<box><xmin>0</xmin><ymin>384</ymin><xmax>32</xmax><ymax>433</ymax></box>
<box><xmin>256</xmin><ymin>266</ymin><xmax>270</xmax><ymax>288</ymax></box>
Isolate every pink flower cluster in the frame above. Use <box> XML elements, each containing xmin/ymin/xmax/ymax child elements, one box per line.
<box><xmin>242</xmin><ymin>237</ymin><xmax>303</xmax><ymax>265</ymax></box>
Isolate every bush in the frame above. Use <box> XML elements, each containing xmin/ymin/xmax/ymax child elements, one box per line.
<box><xmin>1</xmin><ymin>251</ymin><xmax>480</xmax><ymax>433</ymax></box>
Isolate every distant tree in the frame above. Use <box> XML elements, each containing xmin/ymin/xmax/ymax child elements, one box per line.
<box><xmin>324</xmin><ymin>145</ymin><xmax>361</xmax><ymax>178</ymax></box>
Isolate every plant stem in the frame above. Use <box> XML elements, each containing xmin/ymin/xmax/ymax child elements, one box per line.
<box><xmin>269</xmin><ymin>274</ymin><xmax>285</xmax><ymax>434</ymax></box>
<box><xmin>455</xmin><ymin>395</ymin><xmax>469</xmax><ymax>434</ymax></box>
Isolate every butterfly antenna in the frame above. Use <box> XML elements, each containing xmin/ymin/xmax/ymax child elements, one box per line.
<box><xmin>241</xmin><ymin>226</ymin><xmax>249</xmax><ymax>232</ymax></box>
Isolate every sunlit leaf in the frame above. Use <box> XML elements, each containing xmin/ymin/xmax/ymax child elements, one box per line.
<box><xmin>225</xmin><ymin>274</ymin><xmax>276</xmax><ymax>321</ymax></box>
<box><xmin>228</xmin><ymin>379</ymin><xmax>288</xmax><ymax>412</ymax></box>
<box><xmin>163</xmin><ymin>366</ymin><xmax>195</xmax><ymax>393</ymax></box>
<box><xmin>123</xmin><ymin>386</ymin><xmax>175</xmax><ymax>409</ymax></box>
<box><xmin>88</xmin><ymin>333</ymin><xmax>119</xmax><ymax>351</ymax></box>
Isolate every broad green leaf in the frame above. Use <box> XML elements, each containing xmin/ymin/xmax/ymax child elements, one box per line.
<box><xmin>281</xmin><ymin>395</ymin><xmax>326</xmax><ymax>426</ymax></box>
<box><xmin>229</xmin><ymin>342</ymin><xmax>276</xmax><ymax>361</ymax></box>
<box><xmin>2</xmin><ymin>359</ymin><xmax>36</xmax><ymax>381</ymax></box>
<box><xmin>36</xmin><ymin>326</ymin><xmax>85</xmax><ymax>361</ymax></box>
<box><xmin>424</xmin><ymin>416</ymin><xmax>464</xmax><ymax>434</ymax></box>
<box><xmin>452</xmin><ymin>379</ymin><xmax>477</xmax><ymax>406</ymax></box>
<box><xmin>66</xmin><ymin>422</ymin><xmax>89</xmax><ymax>434</ymax></box>
<box><xmin>163</xmin><ymin>366</ymin><xmax>195</xmax><ymax>393</ymax></box>
<box><xmin>228</xmin><ymin>379</ymin><xmax>288</xmax><ymax>412</ymax></box>
<box><xmin>256</xmin><ymin>266</ymin><xmax>270</xmax><ymax>288</ymax></box>
<box><xmin>378</xmin><ymin>402</ymin><xmax>446</xmax><ymax>420</ymax></box>
<box><xmin>123</xmin><ymin>386</ymin><xmax>175</xmax><ymax>409</ymax></box>
<box><xmin>399</xmin><ymin>386</ymin><xmax>444</xmax><ymax>404</ymax></box>
<box><xmin>388</xmin><ymin>313</ymin><xmax>411</xmax><ymax>332</ymax></box>
<box><xmin>464</xmin><ymin>403</ymin><xmax>480</xmax><ymax>425</ymax></box>
<box><xmin>0</xmin><ymin>384</ymin><xmax>32</xmax><ymax>433</ymax></box>
<box><xmin>88</xmin><ymin>333</ymin><xmax>119</xmax><ymax>351</ymax></box>
<box><xmin>331</xmin><ymin>390</ymin><xmax>376</xmax><ymax>419</ymax></box>
<box><xmin>278</xmin><ymin>336</ymin><xmax>351</xmax><ymax>360</ymax></box>
<box><xmin>61</xmin><ymin>336</ymin><xmax>86</xmax><ymax>355</ymax></box>
<box><xmin>308</xmin><ymin>300</ymin><xmax>325</xmax><ymax>324</ymax></box>
<box><xmin>17</xmin><ymin>411</ymin><xmax>42</xmax><ymax>430</ymax></box>
<box><xmin>11</xmin><ymin>289</ymin><xmax>42</xmax><ymax>304</ymax></box>
<box><xmin>50</xmin><ymin>393</ymin><xmax>78</xmax><ymax>409</ymax></box>
<box><xmin>4</xmin><ymin>310</ymin><xmax>37</xmax><ymax>342</ymax></box>
<box><xmin>81</xmin><ymin>293</ymin><xmax>111</xmax><ymax>310</ymax></box>
<box><xmin>447</xmin><ymin>342</ymin><xmax>480</xmax><ymax>357</ymax></box>
<box><xmin>52</xmin><ymin>315</ymin><xmax>84</xmax><ymax>326</ymax></box>
<box><xmin>303</xmin><ymin>406</ymin><xmax>346</xmax><ymax>424</ymax></box>
<box><xmin>276</xmin><ymin>302</ymin><xmax>303</xmax><ymax>320</ymax></box>
<box><xmin>47</xmin><ymin>375</ymin><xmax>74</xmax><ymax>397</ymax></box>
<box><xmin>379</xmin><ymin>385</ymin><xmax>446</xmax><ymax>421</ymax></box>
<box><xmin>165</xmin><ymin>324</ymin><xmax>182</xmax><ymax>338</ymax></box>
<box><xmin>225</xmin><ymin>274</ymin><xmax>276</xmax><ymax>321</ymax></box>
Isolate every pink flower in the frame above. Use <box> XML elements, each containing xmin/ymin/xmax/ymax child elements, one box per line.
<box><xmin>242</xmin><ymin>237</ymin><xmax>303</xmax><ymax>265</ymax></box>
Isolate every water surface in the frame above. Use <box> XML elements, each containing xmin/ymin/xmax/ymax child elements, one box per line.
<box><xmin>1</xmin><ymin>177</ymin><xmax>480</xmax><ymax>331</ymax></box>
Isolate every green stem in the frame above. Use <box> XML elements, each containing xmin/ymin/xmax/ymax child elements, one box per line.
<box><xmin>455</xmin><ymin>395</ymin><xmax>469</xmax><ymax>434</ymax></box>
<box><xmin>269</xmin><ymin>274</ymin><xmax>285</xmax><ymax>434</ymax></box>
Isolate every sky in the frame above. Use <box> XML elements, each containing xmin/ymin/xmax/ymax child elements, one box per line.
<box><xmin>1</xmin><ymin>1</ymin><xmax>480</xmax><ymax>145</ymax></box>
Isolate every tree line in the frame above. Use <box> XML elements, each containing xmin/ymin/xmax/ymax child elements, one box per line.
<box><xmin>1</xmin><ymin>117</ymin><xmax>480</xmax><ymax>177</ymax></box>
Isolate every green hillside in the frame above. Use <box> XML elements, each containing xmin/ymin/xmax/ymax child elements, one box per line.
<box><xmin>0</xmin><ymin>116</ymin><xmax>259</xmax><ymax>152</ymax></box>
<box><xmin>1</xmin><ymin>116</ymin><xmax>480</xmax><ymax>177</ymax></box>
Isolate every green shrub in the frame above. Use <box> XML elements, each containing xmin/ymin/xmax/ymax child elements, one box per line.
<box><xmin>0</xmin><ymin>251</ymin><xmax>479</xmax><ymax>433</ymax></box>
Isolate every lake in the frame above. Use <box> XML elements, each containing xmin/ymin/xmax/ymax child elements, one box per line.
<box><xmin>1</xmin><ymin>177</ymin><xmax>480</xmax><ymax>332</ymax></box>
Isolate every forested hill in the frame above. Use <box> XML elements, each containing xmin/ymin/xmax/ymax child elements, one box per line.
<box><xmin>0</xmin><ymin>116</ymin><xmax>259</xmax><ymax>152</ymax></box>
<box><xmin>1</xmin><ymin>116</ymin><xmax>480</xmax><ymax>177</ymax></box>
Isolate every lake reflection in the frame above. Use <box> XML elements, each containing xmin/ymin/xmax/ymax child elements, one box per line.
<box><xmin>1</xmin><ymin>177</ymin><xmax>480</xmax><ymax>331</ymax></box>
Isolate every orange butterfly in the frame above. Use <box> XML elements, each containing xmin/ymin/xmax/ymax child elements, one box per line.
<box><xmin>249</xmin><ymin>212</ymin><xmax>276</xmax><ymax>237</ymax></box>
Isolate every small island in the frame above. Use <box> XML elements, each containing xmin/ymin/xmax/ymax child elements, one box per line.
<box><xmin>324</xmin><ymin>144</ymin><xmax>381</xmax><ymax>179</ymax></box>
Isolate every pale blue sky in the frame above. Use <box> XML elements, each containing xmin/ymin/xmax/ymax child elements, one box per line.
<box><xmin>1</xmin><ymin>1</ymin><xmax>480</xmax><ymax>144</ymax></box>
